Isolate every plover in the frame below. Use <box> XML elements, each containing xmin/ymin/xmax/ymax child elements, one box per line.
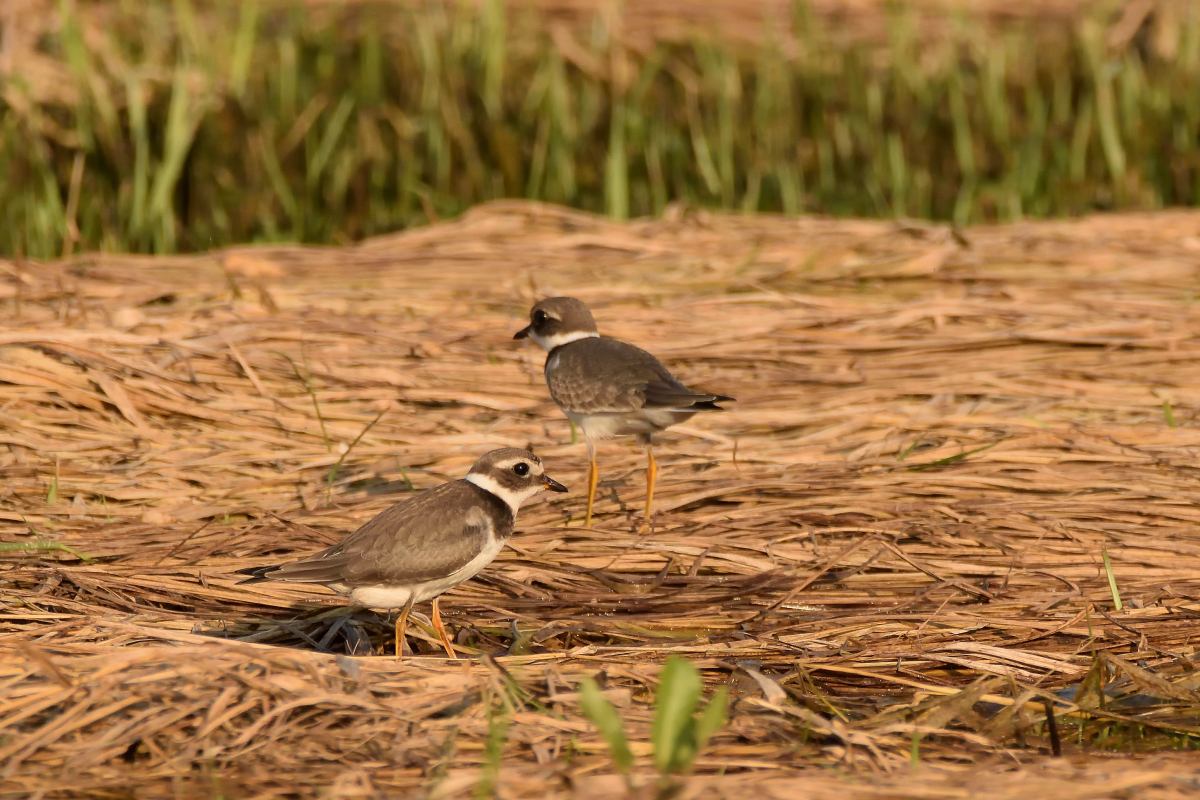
<box><xmin>514</xmin><ymin>297</ymin><xmax>732</xmax><ymax>527</ymax></box>
<box><xmin>238</xmin><ymin>448</ymin><xmax>567</xmax><ymax>657</ymax></box>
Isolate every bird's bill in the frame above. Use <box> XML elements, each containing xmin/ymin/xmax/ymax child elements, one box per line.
<box><xmin>512</xmin><ymin>325</ymin><xmax>532</xmax><ymax>340</ymax></box>
<box><xmin>542</xmin><ymin>475</ymin><xmax>569</xmax><ymax>493</ymax></box>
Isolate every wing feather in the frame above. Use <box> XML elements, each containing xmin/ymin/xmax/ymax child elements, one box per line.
<box><xmin>244</xmin><ymin>482</ymin><xmax>509</xmax><ymax>588</ymax></box>
<box><xmin>546</xmin><ymin>337</ymin><xmax>732</xmax><ymax>414</ymax></box>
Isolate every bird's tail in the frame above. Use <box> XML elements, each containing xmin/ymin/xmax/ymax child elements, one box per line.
<box><xmin>691</xmin><ymin>393</ymin><xmax>734</xmax><ymax>411</ymax></box>
<box><xmin>645</xmin><ymin>381</ymin><xmax>736</xmax><ymax>412</ymax></box>
<box><xmin>235</xmin><ymin>565</ymin><xmax>280</xmax><ymax>585</ymax></box>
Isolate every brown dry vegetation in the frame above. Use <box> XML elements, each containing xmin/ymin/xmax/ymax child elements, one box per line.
<box><xmin>474</xmin><ymin>0</ymin><xmax>1157</xmax><ymax>49</ymax></box>
<box><xmin>316</xmin><ymin>0</ymin><xmax>1161</xmax><ymax>48</ymax></box>
<box><xmin>3</xmin><ymin>202</ymin><xmax>1200</xmax><ymax>797</ymax></box>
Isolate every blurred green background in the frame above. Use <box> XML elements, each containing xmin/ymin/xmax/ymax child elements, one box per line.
<box><xmin>3</xmin><ymin>0</ymin><xmax>1198</xmax><ymax>257</ymax></box>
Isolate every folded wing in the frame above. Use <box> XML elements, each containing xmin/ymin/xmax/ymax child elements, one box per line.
<box><xmin>547</xmin><ymin>337</ymin><xmax>733</xmax><ymax>414</ymax></box>
<box><xmin>238</xmin><ymin>482</ymin><xmax>496</xmax><ymax>588</ymax></box>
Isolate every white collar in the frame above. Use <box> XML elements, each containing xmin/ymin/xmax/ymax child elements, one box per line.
<box><xmin>465</xmin><ymin>473</ymin><xmax>533</xmax><ymax>515</ymax></box>
<box><xmin>531</xmin><ymin>330</ymin><xmax>599</xmax><ymax>351</ymax></box>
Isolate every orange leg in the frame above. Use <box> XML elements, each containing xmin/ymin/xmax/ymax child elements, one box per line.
<box><xmin>644</xmin><ymin>444</ymin><xmax>658</xmax><ymax>520</ymax></box>
<box><xmin>394</xmin><ymin>595</ymin><xmax>415</xmax><ymax>659</ymax></box>
<box><xmin>431</xmin><ymin>596</ymin><xmax>457</xmax><ymax>659</ymax></box>
<box><xmin>585</xmin><ymin>441</ymin><xmax>599</xmax><ymax>528</ymax></box>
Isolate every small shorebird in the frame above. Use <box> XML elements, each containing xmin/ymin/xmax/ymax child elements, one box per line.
<box><xmin>514</xmin><ymin>297</ymin><xmax>732</xmax><ymax>527</ymax></box>
<box><xmin>238</xmin><ymin>448</ymin><xmax>567</xmax><ymax>657</ymax></box>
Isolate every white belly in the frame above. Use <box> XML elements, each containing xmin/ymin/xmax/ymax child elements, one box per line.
<box><xmin>347</xmin><ymin>536</ymin><xmax>507</xmax><ymax>610</ymax></box>
<box><xmin>569</xmin><ymin>409</ymin><xmax>682</xmax><ymax>440</ymax></box>
<box><xmin>568</xmin><ymin>411</ymin><xmax>626</xmax><ymax>440</ymax></box>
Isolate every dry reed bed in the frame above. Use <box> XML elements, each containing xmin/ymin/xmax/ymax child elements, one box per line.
<box><xmin>3</xmin><ymin>0</ymin><xmax>1120</xmax><ymax>114</ymax></box>
<box><xmin>7</xmin><ymin>0</ymin><xmax>1194</xmax><ymax>257</ymax></box>
<box><xmin>456</xmin><ymin>0</ymin><xmax>1158</xmax><ymax>51</ymax></box>
<box><xmin>2</xmin><ymin>202</ymin><xmax>1200</xmax><ymax>796</ymax></box>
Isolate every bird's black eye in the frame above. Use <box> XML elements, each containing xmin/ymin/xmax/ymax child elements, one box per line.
<box><xmin>533</xmin><ymin>310</ymin><xmax>548</xmax><ymax>325</ymax></box>
<box><xmin>513</xmin><ymin>462</ymin><xmax>530</xmax><ymax>476</ymax></box>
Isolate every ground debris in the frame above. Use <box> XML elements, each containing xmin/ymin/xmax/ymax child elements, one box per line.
<box><xmin>2</xmin><ymin>203</ymin><xmax>1200</xmax><ymax>796</ymax></box>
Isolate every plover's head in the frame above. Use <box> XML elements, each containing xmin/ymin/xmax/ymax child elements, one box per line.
<box><xmin>513</xmin><ymin>297</ymin><xmax>599</xmax><ymax>351</ymax></box>
<box><xmin>465</xmin><ymin>448</ymin><xmax>568</xmax><ymax>513</ymax></box>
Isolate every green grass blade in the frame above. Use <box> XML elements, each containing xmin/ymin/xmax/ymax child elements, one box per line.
<box><xmin>148</xmin><ymin>65</ymin><xmax>201</xmax><ymax>251</ymax></box>
<box><xmin>474</xmin><ymin>702</ymin><xmax>509</xmax><ymax>799</ymax></box>
<box><xmin>693</xmin><ymin>686</ymin><xmax>728</xmax><ymax>755</ymax></box>
<box><xmin>605</xmin><ymin>100</ymin><xmax>629</xmax><ymax>219</ymax></box>
<box><xmin>652</xmin><ymin>656</ymin><xmax>702</xmax><ymax>774</ymax></box>
<box><xmin>308</xmin><ymin>96</ymin><xmax>356</xmax><ymax>191</ymax></box>
<box><xmin>906</xmin><ymin>440</ymin><xmax>1000</xmax><ymax>472</ymax></box>
<box><xmin>230</xmin><ymin>0</ymin><xmax>261</xmax><ymax>99</ymax></box>
<box><xmin>326</xmin><ymin>404</ymin><xmax>389</xmax><ymax>494</ymax></box>
<box><xmin>125</xmin><ymin>76</ymin><xmax>150</xmax><ymax>240</ymax></box>
<box><xmin>46</xmin><ymin>457</ymin><xmax>60</xmax><ymax>504</ymax></box>
<box><xmin>1102</xmin><ymin>547</ymin><xmax>1124</xmax><ymax>612</ymax></box>
<box><xmin>578</xmin><ymin>677</ymin><xmax>633</xmax><ymax>774</ymax></box>
<box><xmin>0</xmin><ymin>537</ymin><xmax>93</xmax><ymax>562</ymax></box>
<box><xmin>57</xmin><ymin>0</ymin><xmax>94</xmax><ymax>150</ymax></box>
<box><xmin>1162</xmin><ymin>399</ymin><xmax>1177</xmax><ymax>428</ymax></box>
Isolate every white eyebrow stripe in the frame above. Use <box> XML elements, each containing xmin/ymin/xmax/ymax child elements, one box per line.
<box><xmin>493</xmin><ymin>458</ymin><xmax>542</xmax><ymax>472</ymax></box>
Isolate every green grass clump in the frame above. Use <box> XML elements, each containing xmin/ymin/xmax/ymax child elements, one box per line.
<box><xmin>3</xmin><ymin>1</ymin><xmax>1200</xmax><ymax>257</ymax></box>
<box><xmin>580</xmin><ymin>655</ymin><xmax>729</xmax><ymax>790</ymax></box>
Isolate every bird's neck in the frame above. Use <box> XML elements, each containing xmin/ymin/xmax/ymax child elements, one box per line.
<box><xmin>531</xmin><ymin>330</ymin><xmax>599</xmax><ymax>352</ymax></box>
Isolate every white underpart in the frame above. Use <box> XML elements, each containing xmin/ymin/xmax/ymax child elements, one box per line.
<box><xmin>349</xmin><ymin>533</ymin><xmax>506</xmax><ymax>609</ymax></box>
<box><xmin>530</xmin><ymin>329</ymin><xmax>598</xmax><ymax>351</ymax></box>
<box><xmin>568</xmin><ymin>411</ymin><xmax>627</xmax><ymax>440</ymax></box>
<box><xmin>569</xmin><ymin>408</ymin><xmax>679</xmax><ymax>440</ymax></box>
<box><xmin>465</xmin><ymin>472</ymin><xmax>542</xmax><ymax>515</ymax></box>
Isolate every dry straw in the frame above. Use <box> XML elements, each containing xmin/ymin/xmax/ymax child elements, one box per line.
<box><xmin>2</xmin><ymin>202</ymin><xmax>1200</xmax><ymax>796</ymax></box>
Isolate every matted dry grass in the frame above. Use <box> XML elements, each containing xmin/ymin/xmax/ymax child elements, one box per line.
<box><xmin>3</xmin><ymin>202</ymin><xmax>1200</xmax><ymax>797</ymax></box>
